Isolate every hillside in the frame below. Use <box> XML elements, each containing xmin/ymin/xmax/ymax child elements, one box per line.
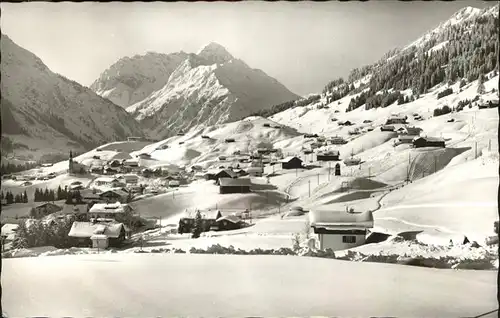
<box><xmin>252</xmin><ymin>4</ymin><xmax>499</xmax><ymax>119</ymax></box>
<box><xmin>0</xmin><ymin>34</ymin><xmax>145</xmax><ymax>161</ymax></box>
<box><xmin>90</xmin><ymin>51</ymin><xmax>188</xmax><ymax>108</ymax></box>
<box><xmin>125</xmin><ymin>42</ymin><xmax>300</xmax><ymax>139</ymax></box>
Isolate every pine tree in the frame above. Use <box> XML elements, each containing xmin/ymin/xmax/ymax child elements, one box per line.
<box><xmin>23</xmin><ymin>190</ymin><xmax>28</xmax><ymax>203</ymax></box>
<box><xmin>397</xmin><ymin>94</ymin><xmax>405</xmax><ymax>105</ymax></box>
<box><xmin>74</xmin><ymin>190</ymin><xmax>82</xmax><ymax>204</ymax></box>
<box><xmin>459</xmin><ymin>79</ymin><xmax>467</xmax><ymax>88</ymax></box>
<box><xmin>44</xmin><ymin>188</ymin><xmax>50</xmax><ymax>202</ymax></box>
<box><xmin>191</xmin><ymin>210</ymin><xmax>203</xmax><ymax>239</ymax></box>
<box><xmin>14</xmin><ymin>194</ymin><xmax>21</xmax><ymax>203</ymax></box>
<box><xmin>477</xmin><ymin>73</ymin><xmax>486</xmax><ymax>94</ymax></box>
<box><xmin>0</xmin><ymin>191</ymin><xmax>4</xmax><ymax>201</ymax></box>
<box><xmin>57</xmin><ymin>186</ymin><xmax>63</xmax><ymax>201</ymax></box>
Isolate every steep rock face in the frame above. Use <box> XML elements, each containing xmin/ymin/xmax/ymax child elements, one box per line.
<box><xmin>126</xmin><ymin>43</ymin><xmax>300</xmax><ymax>138</ymax></box>
<box><xmin>0</xmin><ymin>34</ymin><xmax>145</xmax><ymax>160</ymax></box>
<box><xmin>90</xmin><ymin>51</ymin><xmax>188</xmax><ymax>108</ymax></box>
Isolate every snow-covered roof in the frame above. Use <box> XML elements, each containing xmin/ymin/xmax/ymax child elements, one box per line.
<box><xmin>309</xmin><ymin>209</ymin><xmax>374</xmax><ymax>229</ymax></box>
<box><xmin>216</xmin><ymin>215</ymin><xmax>241</xmax><ymax>224</ymax></box>
<box><xmin>89</xmin><ymin>202</ymin><xmax>131</xmax><ymax>214</ymax></box>
<box><xmin>280</xmin><ymin>156</ymin><xmax>302</xmax><ymax>163</ymax></box>
<box><xmin>68</xmin><ymin>221</ymin><xmax>125</xmax><ymax>238</ymax></box>
<box><xmin>99</xmin><ymin>189</ymin><xmax>129</xmax><ymax>198</ymax></box>
<box><xmin>218</xmin><ymin>177</ymin><xmax>251</xmax><ymax>187</ymax></box>
<box><xmin>1</xmin><ymin>224</ymin><xmax>19</xmax><ymax>237</ymax></box>
<box><xmin>94</xmin><ymin>177</ymin><xmax>119</xmax><ymax>183</ymax></box>
<box><xmin>414</xmin><ymin>136</ymin><xmax>445</xmax><ymax>143</ymax></box>
<box><xmin>118</xmin><ymin>174</ymin><xmax>139</xmax><ymax>180</ymax></box>
<box><xmin>182</xmin><ymin>209</ymin><xmax>222</xmax><ymax>220</ymax></box>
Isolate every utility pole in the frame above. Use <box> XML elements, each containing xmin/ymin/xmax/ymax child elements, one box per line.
<box><xmin>317</xmin><ymin>173</ymin><xmax>320</xmax><ymax>185</ymax></box>
<box><xmin>308</xmin><ymin>180</ymin><xmax>311</xmax><ymax>197</ymax></box>
<box><xmin>475</xmin><ymin>141</ymin><xmax>478</xmax><ymax>159</ymax></box>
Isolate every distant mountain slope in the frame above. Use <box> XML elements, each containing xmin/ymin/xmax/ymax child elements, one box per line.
<box><xmin>90</xmin><ymin>51</ymin><xmax>188</xmax><ymax>108</ymax></box>
<box><xmin>116</xmin><ymin>42</ymin><xmax>300</xmax><ymax>139</ymax></box>
<box><xmin>0</xmin><ymin>34</ymin><xmax>145</xmax><ymax>161</ymax></box>
<box><xmin>256</xmin><ymin>4</ymin><xmax>499</xmax><ymax>119</ymax></box>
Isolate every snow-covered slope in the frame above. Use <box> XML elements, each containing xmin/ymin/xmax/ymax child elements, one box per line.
<box><xmin>90</xmin><ymin>51</ymin><xmax>188</xmax><ymax>108</ymax></box>
<box><xmin>0</xmin><ymin>34</ymin><xmax>145</xmax><ymax>160</ymax></box>
<box><xmin>126</xmin><ymin>42</ymin><xmax>300</xmax><ymax>139</ymax></box>
<box><xmin>3</xmin><ymin>254</ymin><xmax>497</xmax><ymax>317</ymax></box>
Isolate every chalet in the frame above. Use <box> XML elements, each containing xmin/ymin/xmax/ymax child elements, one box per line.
<box><xmin>80</xmin><ymin>189</ymin><xmax>103</xmax><ymax>204</ymax></box>
<box><xmin>224</xmin><ymin>138</ymin><xmax>236</xmax><ymax>143</ymax></box>
<box><xmin>363</xmin><ymin>119</ymin><xmax>372</xmax><ymax>124</ymax></box>
<box><xmin>218</xmin><ymin>156</ymin><xmax>227</xmax><ymax>161</ymax></box>
<box><xmin>30</xmin><ymin>202</ymin><xmax>63</xmax><ymax>219</ymax></box>
<box><xmin>397</xmin><ymin>135</ymin><xmax>415</xmax><ymax>144</ymax></box>
<box><xmin>123</xmin><ymin>159</ymin><xmax>139</xmax><ymax>168</ymax></box>
<box><xmin>104</xmin><ymin>167</ymin><xmax>119</xmax><ymax>175</ymax></box>
<box><xmin>257</xmin><ymin>148</ymin><xmax>271</xmax><ymax>155</ymax></box>
<box><xmin>194</xmin><ymin>172</ymin><xmax>206</xmax><ymax>180</ymax></box>
<box><xmin>108</xmin><ymin>160</ymin><xmax>122</xmax><ymax>168</ymax></box>
<box><xmin>304</xmin><ymin>133</ymin><xmax>319</xmax><ymax>138</ymax></box>
<box><xmin>303</xmin><ymin>149</ymin><xmax>313</xmax><ymax>154</ymax></box>
<box><xmin>201</xmin><ymin>135</ymin><xmax>211</xmax><ymax>139</ymax></box>
<box><xmin>88</xmin><ymin>202</ymin><xmax>133</xmax><ymax>219</ymax></box>
<box><xmin>246</xmin><ymin>166</ymin><xmax>264</xmax><ymax>177</ymax></box>
<box><xmin>399</xmin><ymin>126</ymin><xmax>422</xmax><ymax>136</ymax></box>
<box><xmin>94</xmin><ymin>177</ymin><xmax>123</xmax><ymax>188</ymax></box>
<box><xmin>479</xmin><ymin>99</ymin><xmax>499</xmax><ymax>109</ymax></box>
<box><xmin>263</xmin><ymin>123</ymin><xmax>271</xmax><ymax>127</ymax></box>
<box><xmin>385</xmin><ymin>116</ymin><xmax>407</xmax><ymax>125</ymax></box>
<box><xmin>20</xmin><ymin>181</ymin><xmax>33</xmax><ymax>187</ymax></box>
<box><xmin>68</xmin><ymin>221</ymin><xmax>130</xmax><ymax>248</ymax></box>
<box><xmin>317</xmin><ymin>150</ymin><xmax>340</xmax><ymax>161</ymax></box>
<box><xmin>280</xmin><ymin>156</ymin><xmax>303</xmax><ymax>170</ymax></box>
<box><xmin>233</xmin><ymin>169</ymin><xmax>249</xmax><ymax>177</ymax></box>
<box><xmin>329</xmin><ymin>136</ymin><xmax>347</xmax><ymax>145</ymax></box>
<box><xmin>331</xmin><ymin>118</ymin><xmax>338</xmax><ymax>122</ymax></box>
<box><xmin>380</xmin><ymin>125</ymin><xmax>395</xmax><ymax>132</ymax></box>
<box><xmin>309</xmin><ymin>209</ymin><xmax>374</xmax><ymax>251</ymax></box>
<box><xmin>447</xmin><ymin>118</ymin><xmax>455</xmax><ymax>123</ymax></box>
<box><xmin>344</xmin><ymin>157</ymin><xmax>361</xmax><ymax>166</ymax></box>
<box><xmin>178</xmin><ymin>209</ymin><xmax>222</xmax><ymax>234</ymax></box>
<box><xmin>213</xmin><ymin>169</ymin><xmax>238</xmax><ymax>184</ymax></box>
<box><xmin>118</xmin><ymin>174</ymin><xmax>139</xmax><ymax>184</ymax></box>
<box><xmin>168</xmin><ymin>180</ymin><xmax>180</xmax><ymax>188</ymax></box>
<box><xmin>412</xmin><ymin>137</ymin><xmax>446</xmax><ymax>148</ymax></box>
<box><xmin>215</xmin><ymin>215</ymin><xmax>243</xmax><ymax>231</ymax></box>
<box><xmin>90</xmin><ymin>166</ymin><xmax>104</xmax><ymax>174</ymax></box>
<box><xmin>219</xmin><ymin>178</ymin><xmax>251</xmax><ymax>194</ymax></box>
<box><xmin>99</xmin><ymin>189</ymin><xmax>129</xmax><ymax>203</ymax></box>
<box><xmin>339</xmin><ymin>120</ymin><xmax>353</xmax><ymax>126</ymax></box>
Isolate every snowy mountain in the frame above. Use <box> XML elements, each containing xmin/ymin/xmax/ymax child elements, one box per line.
<box><xmin>0</xmin><ymin>34</ymin><xmax>145</xmax><ymax>161</ymax></box>
<box><xmin>124</xmin><ymin>42</ymin><xmax>300</xmax><ymax>139</ymax></box>
<box><xmin>90</xmin><ymin>51</ymin><xmax>188</xmax><ymax>108</ymax></box>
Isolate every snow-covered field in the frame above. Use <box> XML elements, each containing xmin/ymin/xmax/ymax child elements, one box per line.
<box><xmin>3</xmin><ymin>253</ymin><xmax>498</xmax><ymax>318</ymax></box>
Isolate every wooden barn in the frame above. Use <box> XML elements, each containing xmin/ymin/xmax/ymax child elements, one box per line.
<box><xmin>317</xmin><ymin>150</ymin><xmax>340</xmax><ymax>161</ymax></box>
<box><xmin>397</xmin><ymin>135</ymin><xmax>415</xmax><ymax>144</ymax></box>
<box><xmin>412</xmin><ymin>137</ymin><xmax>446</xmax><ymax>148</ymax></box>
<box><xmin>215</xmin><ymin>215</ymin><xmax>244</xmax><ymax>231</ymax></box>
<box><xmin>280</xmin><ymin>156</ymin><xmax>303</xmax><ymax>170</ymax></box>
<box><xmin>246</xmin><ymin>167</ymin><xmax>264</xmax><ymax>177</ymax></box>
<box><xmin>219</xmin><ymin>178</ymin><xmax>252</xmax><ymax>194</ymax></box>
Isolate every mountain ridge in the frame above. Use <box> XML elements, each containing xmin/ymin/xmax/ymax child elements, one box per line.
<box><xmin>0</xmin><ymin>33</ymin><xmax>145</xmax><ymax>161</ymax></box>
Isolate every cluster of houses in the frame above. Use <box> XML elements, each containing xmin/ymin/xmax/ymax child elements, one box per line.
<box><xmin>178</xmin><ymin>209</ymin><xmax>250</xmax><ymax>235</ymax></box>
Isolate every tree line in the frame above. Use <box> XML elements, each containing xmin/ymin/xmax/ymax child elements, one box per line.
<box><xmin>1</xmin><ymin>190</ymin><xmax>28</xmax><ymax>204</ymax></box>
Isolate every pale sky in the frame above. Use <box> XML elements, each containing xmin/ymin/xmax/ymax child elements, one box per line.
<box><xmin>0</xmin><ymin>1</ymin><xmax>493</xmax><ymax>96</ymax></box>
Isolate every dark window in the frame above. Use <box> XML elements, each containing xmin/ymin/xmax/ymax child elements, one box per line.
<box><xmin>342</xmin><ymin>235</ymin><xmax>356</xmax><ymax>244</ymax></box>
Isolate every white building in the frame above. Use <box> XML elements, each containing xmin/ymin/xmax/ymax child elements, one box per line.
<box><xmin>309</xmin><ymin>208</ymin><xmax>374</xmax><ymax>251</ymax></box>
<box><xmin>88</xmin><ymin>202</ymin><xmax>133</xmax><ymax>219</ymax></box>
